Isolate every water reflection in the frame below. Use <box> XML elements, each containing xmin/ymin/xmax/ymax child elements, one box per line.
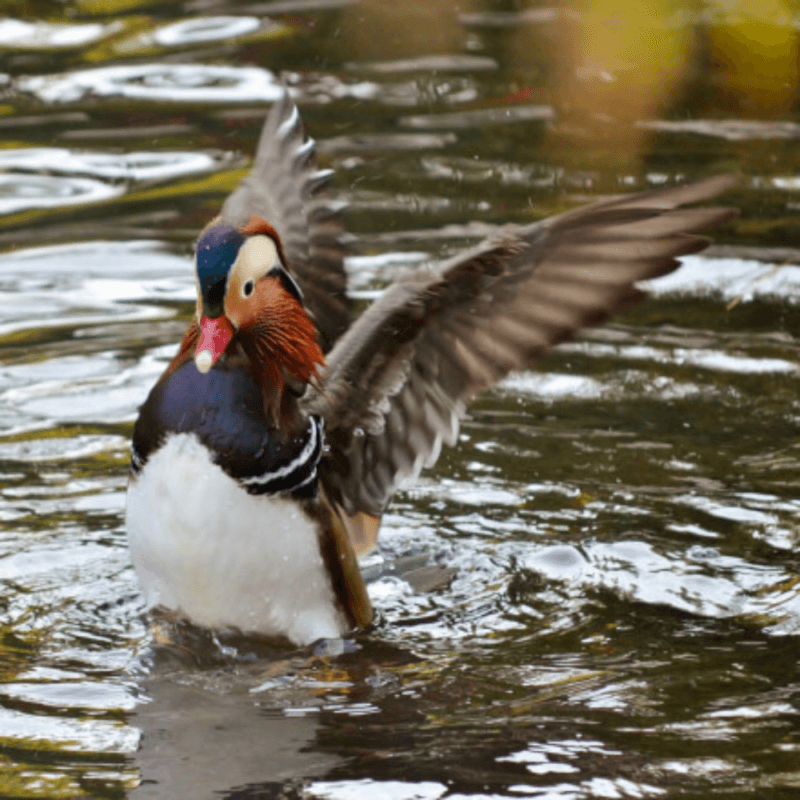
<box><xmin>153</xmin><ymin>17</ymin><xmax>263</xmax><ymax>47</ymax></box>
<box><xmin>351</xmin><ymin>54</ymin><xmax>498</xmax><ymax>74</ymax></box>
<box><xmin>0</xmin><ymin>148</ymin><xmax>219</xmax><ymax>214</ymax></box>
<box><xmin>648</xmin><ymin>255</ymin><xmax>800</xmax><ymax>302</ymax></box>
<box><xmin>0</xmin><ymin>149</ymin><xmax>218</xmax><ymax>182</ymax></box>
<box><xmin>0</xmin><ymin>173</ymin><xmax>122</xmax><ymax>215</ymax></box>
<box><xmin>400</xmin><ymin>104</ymin><xmax>555</xmax><ymax>129</ymax></box>
<box><xmin>0</xmin><ymin>18</ymin><xmax>116</xmax><ymax>49</ymax></box>
<box><xmin>17</xmin><ymin>64</ymin><xmax>285</xmax><ymax>104</ymax></box>
<box><xmin>131</xmin><ymin>676</ymin><xmax>341</xmax><ymax>799</ymax></box>
<box><xmin>0</xmin><ymin>241</ymin><xmax>190</xmax><ymax>339</ymax></box>
<box><xmin>0</xmin><ymin>0</ymin><xmax>799</xmax><ymax>797</ymax></box>
<box><xmin>308</xmin><ymin>780</ymin><xmax>449</xmax><ymax>800</ymax></box>
<box><xmin>638</xmin><ymin>119</ymin><xmax>800</xmax><ymax>141</ymax></box>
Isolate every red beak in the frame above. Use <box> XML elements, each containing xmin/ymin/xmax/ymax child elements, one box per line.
<box><xmin>194</xmin><ymin>315</ymin><xmax>235</xmax><ymax>374</ymax></box>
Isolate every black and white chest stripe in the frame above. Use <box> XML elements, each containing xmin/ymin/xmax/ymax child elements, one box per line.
<box><xmin>130</xmin><ymin>359</ymin><xmax>324</xmax><ymax>499</ymax></box>
<box><xmin>237</xmin><ymin>415</ymin><xmax>323</xmax><ymax>496</ymax></box>
<box><xmin>131</xmin><ymin>415</ymin><xmax>324</xmax><ymax>498</ymax></box>
<box><xmin>130</xmin><ymin>443</ymin><xmax>146</xmax><ymax>475</ymax></box>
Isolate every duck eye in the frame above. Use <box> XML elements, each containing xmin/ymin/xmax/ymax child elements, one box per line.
<box><xmin>242</xmin><ymin>279</ymin><xmax>255</xmax><ymax>298</ymax></box>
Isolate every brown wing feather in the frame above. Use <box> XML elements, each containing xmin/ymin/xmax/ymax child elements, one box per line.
<box><xmin>221</xmin><ymin>91</ymin><xmax>350</xmax><ymax>350</ymax></box>
<box><xmin>304</xmin><ymin>176</ymin><xmax>738</xmax><ymax>517</ymax></box>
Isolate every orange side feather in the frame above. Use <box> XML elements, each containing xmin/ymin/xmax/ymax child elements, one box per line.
<box><xmin>241</xmin><ymin>276</ymin><xmax>325</xmax><ymax>423</ymax></box>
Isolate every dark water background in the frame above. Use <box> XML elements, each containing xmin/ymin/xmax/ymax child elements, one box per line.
<box><xmin>0</xmin><ymin>1</ymin><xmax>799</xmax><ymax>798</ymax></box>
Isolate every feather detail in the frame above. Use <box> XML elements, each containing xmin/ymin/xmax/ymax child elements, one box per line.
<box><xmin>240</xmin><ymin>276</ymin><xmax>325</xmax><ymax>423</ymax></box>
<box><xmin>221</xmin><ymin>92</ymin><xmax>350</xmax><ymax>351</ymax></box>
<box><xmin>306</xmin><ymin>175</ymin><xmax>739</xmax><ymax>517</ymax></box>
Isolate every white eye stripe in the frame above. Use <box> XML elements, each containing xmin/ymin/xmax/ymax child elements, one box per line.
<box><xmin>230</xmin><ymin>235</ymin><xmax>280</xmax><ymax>292</ymax></box>
<box><xmin>239</xmin><ymin>417</ymin><xmax>323</xmax><ymax>493</ymax></box>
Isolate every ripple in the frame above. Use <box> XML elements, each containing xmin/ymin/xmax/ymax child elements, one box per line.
<box><xmin>460</xmin><ymin>8</ymin><xmax>562</xmax><ymax>26</ymax></box>
<box><xmin>0</xmin><ymin>148</ymin><xmax>217</xmax><ymax>214</ymax></box>
<box><xmin>420</xmin><ymin>155</ymin><xmax>555</xmax><ymax>186</ymax></box>
<box><xmin>0</xmin><ymin>240</ymin><xmax>191</xmax><ymax>338</ymax></box>
<box><xmin>638</xmin><ymin>119</ymin><xmax>800</xmax><ymax>140</ymax></box>
<box><xmin>0</xmin><ymin>18</ymin><xmax>116</xmax><ymax>49</ymax></box>
<box><xmin>0</xmin><ymin>433</ymin><xmax>128</xmax><ymax>462</ymax></box>
<box><xmin>0</xmin><ymin>679</ymin><xmax>136</xmax><ymax>711</ymax></box>
<box><xmin>308</xmin><ymin>780</ymin><xmax>447</xmax><ymax>800</ymax></box>
<box><xmin>320</xmin><ymin>132</ymin><xmax>457</xmax><ymax>154</ymax></box>
<box><xmin>517</xmin><ymin>537</ymin><xmax>799</xmax><ymax>627</ymax></box>
<box><xmin>0</xmin><ymin>173</ymin><xmax>122</xmax><ymax>214</ymax></box>
<box><xmin>497</xmin><ymin>370</ymin><xmax>708</xmax><ymax>403</ymax></box>
<box><xmin>498</xmin><ymin>373</ymin><xmax>605</xmax><ymax>401</ymax></box>
<box><xmin>0</xmin><ymin>238</ymin><xmax>189</xmax><ymax>282</ymax></box>
<box><xmin>350</xmin><ymin>54</ymin><xmax>497</xmax><ymax>73</ymax></box>
<box><xmin>17</xmin><ymin>63</ymin><xmax>283</xmax><ymax>104</ymax></box>
<box><xmin>7</xmin><ymin>382</ymin><xmax>147</xmax><ymax>425</ymax></box>
<box><xmin>678</xmin><ymin>495</ymin><xmax>779</xmax><ymax>526</ymax></box>
<box><xmin>0</xmin><ymin>147</ymin><xmax>217</xmax><ymax>181</ymax></box>
<box><xmin>153</xmin><ymin>16</ymin><xmax>262</xmax><ymax>46</ymax></box>
<box><xmin>649</xmin><ymin>254</ymin><xmax>800</xmax><ymax>303</ymax></box>
<box><xmin>0</xmin><ymin>707</ymin><xmax>138</xmax><ymax>753</ymax></box>
<box><xmin>405</xmin><ymin>477</ymin><xmax>521</xmax><ymax>506</ymax></box>
<box><xmin>401</xmin><ymin>103</ymin><xmax>555</xmax><ymax>129</ymax></box>
<box><xmin>498</xmin><ymin>738</ymin><xmax>619</xmax><ymax>775</ymax></box>
<box><xmin>560</xmin><ymin>341</ymin><xmax>799</xmax><ymax>375</ymax></box>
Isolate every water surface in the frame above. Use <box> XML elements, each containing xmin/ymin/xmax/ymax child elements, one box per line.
<box><xmin>0</xmin><ymin>2</ymin><xmax>799</xmax><ymax>798</ymax></box>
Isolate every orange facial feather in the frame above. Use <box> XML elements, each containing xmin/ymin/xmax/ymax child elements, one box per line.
<box><xmin>243</xmin><ymin>276</ymin><xmax>324</xmax><ymax>383</ymax></box>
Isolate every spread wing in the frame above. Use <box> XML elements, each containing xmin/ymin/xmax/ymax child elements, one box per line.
<box><xmin>304</xmin><ymin>175</ymin><xmax>738</xmax><ymax>519</ymax></box>
<box><xmin>221</xmin><ymin>91</ymin><xmax>349</xmax><ymax>350</ymax></box>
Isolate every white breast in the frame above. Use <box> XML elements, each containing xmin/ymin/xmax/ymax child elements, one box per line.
<box><xmin>125</xmin><ymin>433</ymin><xmax>348</xmax><ymax>646</ymax></box>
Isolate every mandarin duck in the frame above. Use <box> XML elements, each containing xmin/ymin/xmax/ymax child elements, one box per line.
<box><xmin>126</xmin><ymin>93</ymin><xmax>737</xmax><ymax>646</ymax></box>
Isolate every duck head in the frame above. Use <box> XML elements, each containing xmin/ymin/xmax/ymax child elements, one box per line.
<box><xmin>192</xmin><ymin>216</ymin><xmax>324</xmax><ymax>411</ymax></box>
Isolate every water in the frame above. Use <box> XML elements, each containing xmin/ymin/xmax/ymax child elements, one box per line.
<box><xmin>0</xmin><ymin>2</ymin><xmax>799</xmax><ymax>798</ymax></box>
